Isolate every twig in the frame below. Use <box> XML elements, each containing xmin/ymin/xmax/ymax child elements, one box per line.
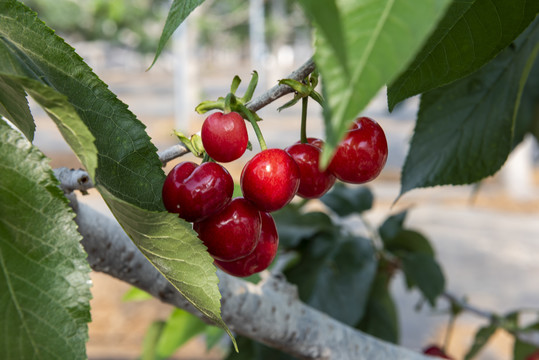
<box><xmin>53</xmin><ymin>167</ymin><xmax>93</xmax><ymax>193</ymax></box>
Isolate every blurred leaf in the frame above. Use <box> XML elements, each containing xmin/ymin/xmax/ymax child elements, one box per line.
<box><xmin>357</xmin><ymin>273</ymin><xmax>399</xmax><ymax>343</ymax></box>
<box><xmin>297</xmin><ymin>0</ymin><xmax>348</xmax><ymax>75</ymax></box>
<box><xmin>378</xmin><ymin>210</ymin><xmax>408</xmax><ymax>243</ymax></box>
<box><xmin>316</xmin><ymin>0</ymin><xmax>451</xmax><ymax>167</ymax></box>
<box><xmin>320</xmin><ymin>183</ymin><xmax>373</xmax><ymax>217</ymax></box>
<box><xmin>400</xmin><ymin>19</ymin><xmax>539</xmax><ymax>196</ymax></box>
<box><xmin>150</xmin><ymin>0</ymin><xmax>206</xmax><ymax>69</ymax></box>
<box><xmin>122</xmin><ymin>287</ymin><xmax>153</xmax><ymax>302</ymax></box>
<box><xmin>272</xmin><ymin>206</ymin><xmax>335</xmax><ymax>248</ymax></box>
<box><xmin>0</xmin><ymin>75</ymin><xmax>34</xmax><ymax>140</ymax></box>
<box><xmin>401</xmin><ymin>253</ymin><xmax>445</xmax><ymax>306</ymax></box>
<box><xmin>204</xmin><ymin>326</ymin><xmax>226</xmax><ymax>351</ymax></box>
<box><xmin>141</xmin><ymin>321</ymin><xmax>166</xmax><ymax>360</ymax></box>
<box><xmin>0</xmin><ymin>0</ymin><xmax>165</xmax><ymax>210</ymax></box>
<box><xmin>388</xmin><ymin>0</ymin><xmax>539</xmax><ymax>109</ymax></box>
<box><xmin>513</xmin><ymin>322</ymin><xmax>539</xmax><ymax>360</ymax></box>
<box><xmin>101</xmin><ymin>188</ymin><xmax>235</xmax><ymax>347</ymax></box>
<box><xmin>0</xmin><ymin>120</ymin><xmax>91</xmax><ymax>359</ymax></box>
<box><xmin>156</xmin><ymin>309</ymin><xmax>207</xmax><ymax>358</ymax></box>
<box><xmin>464</xmin><ymin>323</ymin><xmax>498</xmax><ymax>360</ymax></box>
<box><xmin>513</xmin><ymin>53</ymin><xmax>539</xmax><ymax>147</ymax></box>
<box><xmin>286</xmin><ymin>233</ymin><xmax>378</xmax><ymax>326</ymax></box>
<box><xmin>385</xmin><ymin>230</ymin><xmax>434</xmax><ymax>257</ymax></box>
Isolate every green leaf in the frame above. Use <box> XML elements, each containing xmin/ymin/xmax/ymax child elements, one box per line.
<box><xmin>156</xmin><ymin>309</ymin><xmax>207</xmax><ymax>358</ymax></box>
<box><xmin>378</xmin><ymin>210</ymin><xmax>408</xmax><ymax>244</ymax></box>
<box><xmin>400</xmin><ymin>19</ymin><xmax>539</xmax><ymax>196</ymax></box>
<box><xmin>316</xmin><ymin>0</ymin><xmax>452</xmax><ymax>167</ymax></box>
<box><xmin>204</xmin><ymin>326</ymin><xmax>226</xmax><ymax>351</ymax></box>
<box><xmin>297</xmin><ymin>0</ymin><xmax>348</xmax><ymax>75</ymax></box>
<box><xmin>225</xmin><ymin>336</ymin><xmax>296</xmax><ymax>360</ymax></box>
<box><xmin>513</xmin><ymin>322</ymin><xmax>539</xmax><ymax>360</ymax></box>
<box><xmin>149</xmin><ymin>0</ymin><xmax>205</xmax><ymax>69</ymax></box>
<box><xmin>0</xmin><ymin>1</ymin><xmax>165</xmax><ymax>210</ymax></box>
<box><xmin>286</xmin><ymin>233</ymin><xmax>377</xmax><ymax>326</ymax></box>
<box><xmin>513</xmin><ymin>51</ymin><xmax>539</xmax><ymax>147</ymax></box>
<box><xmin>464</xmin><ymin>323</ymin><xmax>498</xmax><ymax>360</ymax></box>
<box><xmin>122</xmin><ymin>287</ymin><xmax>153</xmax><ymax>302</ymax></box>
<box><xmin>384</xmin><ymin>229</ymin><xmax>434</xmax><ymax>256</ymax></box>
<box><xmin>100</xmin><ymin>188</ymin><xmax>234</xmax><ymax>346</ymax></box>
<box><xmin>0</xmin><ymin>75</ymin><xmax>34</xmax><ymax>140</ymax></box>
<box><xmin>141</xmin><ymin>321</ymin><xmax>166</xmax><ymax>360</ymax></box>
<box><xmin>320</xmin><ymin>183</ymin><xmax>373</xmax><ymax>217</ymax></box>
<box><xmin>388</xmin><ymin>0</ymin><xmax>539</xmax><ymax>110</ymax></box>
<box><xmin>401</xmin><ymin>253</ymin><xmax>445</xmax><ymax>306</ymax></box>
<box><xmin>272</xmin><ymin>206</ymin><xmax>335</xmax><ymax>248</ymax></box>
<box><xmin>0</xmin><ymin>119</ymin><xmax>91</xmax><ymax>359</ymax></box>
<box><xmin>357</xmin><ymin>273</ymin><xmax>399</xmax><ymax>343</ymax></box>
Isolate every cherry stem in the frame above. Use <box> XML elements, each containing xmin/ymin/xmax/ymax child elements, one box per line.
<box><xmin>443</xmin><ymin>313</ymin><xmax>456</xmax><ymax>352</ymax></box>
<box><xmin>238</xmin><ymin>104</ymin><xmax>267</xmax><ymax>151</ymax></box>
<box><xmin>300</xmin><ymin>96</ymin><xmax>308</xmax><ymax>144</ymax></box>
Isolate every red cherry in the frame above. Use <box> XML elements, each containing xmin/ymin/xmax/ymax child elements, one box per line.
<box><xmin>328</xmin><ymin>116</ymin><xmax>388</xmax><ymax>184</ymax></box>
<box><xmin>215</xmin><ymin>212</ymin><xmax>279</xmax><ymax>277</ymax></box>
<box><xmin>194</xmin><ymin>197</ymin><xmax>261</xmax><ymax>262</ymax></box>
<box><xmin>240</xmin><ymin>148</ymin><xmax>300</xmax><ymax>212</ymax></box>
<box><xmin>297</xmin><ymin>137</ymin><xmax>325</xmax><ymax>149</ymax></box>
<box><xmin>285</xmin><ymin>143</ymin><xmax>336</xmax><ymax>199</ymax></box>
<box><xmin>162</xmin><ymin>161</ymin><xmax>197</xmax><ymax>213</ymax></box>
<box><xmin>526</xmin><ymin>349</ymin><xmax>539</xmax><ymax>360</ymax></box>
<box><xmin>201</xmin><ymin>111</ymin><xmax>248</xmax><ymax>162</ymax></box>
<box><xmin>422</xmin><ymin>345</ymin><xmax>452</xmax><ymax>359</ymax></box>
<box><xmin>162</xmin><ymin>161</ymin><xmax>233</xmax><ymax>222</ymax></box>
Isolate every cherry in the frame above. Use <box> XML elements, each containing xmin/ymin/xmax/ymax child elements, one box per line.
<box><xmin>201</xmin><ymin>111</ymin><xmax>248</xmax><ymax>162</ymax></box>
<box><xmin>328</xmin><ymin>116</ymin><xmax>388</xmax><ymax>184</ymax></box>
<box><xmin>297</xmin><ymin>137</ymin><xmax>325</xmax><ymax>150</ymax></box>
<box><xmin>215</xmin><ymin>212</ymin><xmax>278</xmax><ymax>277</ymax></box>
<box><xmin>162</xmin><ymin>161</ymin><xmax>233</xmax><ymax>222</ymax></box>
<box><xmin>422</xmin><ymin>345</ymin><xmax>452</xmax><ymax>359</ymax></box>
<box><xmin>194</xmin><ymin>197</ymin><xmax>261</xmax><ymax>262</ymax></box>
<box><xmin>285</xmin><ymin>143</ymin><xmax>336</xmax><ymax>199</ymax></box>
<box><xmin>526</xmin><ymin>350</ymin><xmax>539</xmax><ymax>360</ymax></box>
<box><xmin>240</xmin><ymin>148</ymin><xmax>300</xmax><ymax>212</ymax></box>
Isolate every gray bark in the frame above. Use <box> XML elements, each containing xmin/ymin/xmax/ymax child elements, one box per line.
<box><xmin>74</xmin><ymin>200</ymin><xmax>430</xmax><ymax>360</ymax></box>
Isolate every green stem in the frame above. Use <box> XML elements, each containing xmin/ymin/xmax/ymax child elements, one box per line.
<box><xmin>443</xmin><ymin>313</ymin><xmax>456</xmax><ymax>352</ymax></box>
<box><xmin>238</xmin><ymin>104</ymin><xmax>267</xmax><ymax>151</ymax></box>
<box><xmin>300</xmin><ymin>96</ymin><xmax>308</xmax><ymax>143</ymax></box>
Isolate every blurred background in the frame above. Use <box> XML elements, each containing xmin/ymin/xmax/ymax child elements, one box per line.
<box><xmin>20</xmin><ymin>0</ymin><xmax>539</xmax><ymax>359</ymax></box>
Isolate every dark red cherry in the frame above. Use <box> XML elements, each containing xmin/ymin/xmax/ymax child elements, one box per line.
<box><xmin>240</xmin><ymin>148</ymin><xmax>300</xmax><ymax>212</ymax></box>
<box><xmin>285</xmin><ymin>143</ymin><xmax>336</xmax><ymax>199</ymax></box>
<box><xmin>215</xmin><ymin>212</ymin><xmax>279</xmax><ymax>277</ymax></box>
<box><xmin>162</xmin><ymin>161</ymin><xmax>234</xmax><ymax>222</ymax></box>
<box><xmin>328</xmin><ymin>116</ymin><xmax>388</xmax><ymax>184</ymax></box>
<box><xmin>194</xmin><ymin>197</ymin><xmax>261</xmax><ymax>262</ymax></box>
<box><xmin>201</xmin><ymin>111</ymin><xmax>248</xmax><ymax>162</ymax></box>
<box><xmin>422</xmin><ymin>345</ymin><xmax>452</xmax><ymax>359</ymax></box>
<box><xmin>162</xmin><ymin>161</ymin><xmax>197</xmax><ymax>213</ymax></box>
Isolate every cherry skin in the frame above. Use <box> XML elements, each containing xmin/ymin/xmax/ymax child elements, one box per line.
<box><xmin>240</xmin><ymin>148</ymin><xmax>300</xmax><ymax>212</ymax></box>
<box><xmin>328</xmin><ymin>116</ymin><xmax>388</xmax><ymax>184</ymax></box>
<box><xmin>422</xmin><ymin>345</ymin><xmax>452</xmax><ymax>359</ymax></box>
<box><xmin>194</xmin><ymin>197</ymin><xmax>261</xmax><ymax>262</ymax></box>
<box><xmin>162</xmin><ymin>161</ymin><xmax>197</xmax><ymax>213</ymax></box>
<box><xmin>285</xmin><ymin>143</ymin><xmax>336</xmax><ymax>199</ymax></box>
<box><xmin>215</xmin><ymin>212</ymin><xmax>279</xmax><ymax>277</ymax></box>
<box><xmin>162</xmin><ymin>161</ymin><xmax>233</xmax><ymax>222</ymax></box>
<box><xmin>297</xmin><ymin>137</ymin><xmax>325</xmax><ymax>150</ymax></box>
<box><xmin>201</xmin><ymin>111</ymin><xmax>248</xmax><ymax>162</ymax></box>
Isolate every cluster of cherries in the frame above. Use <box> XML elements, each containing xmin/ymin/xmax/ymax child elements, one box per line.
<box><xmin>162</xmin><ymin>111</ymin><xmax>388</xmax><ymax>277</ymax></box>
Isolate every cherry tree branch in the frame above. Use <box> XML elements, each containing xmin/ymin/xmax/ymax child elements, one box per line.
<box><xmin>73</xmin><ymin>199</ymin><xmax>430</xmax><ymax>360</ymax></box>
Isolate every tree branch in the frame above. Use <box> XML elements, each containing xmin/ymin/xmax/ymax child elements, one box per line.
<box><xmin>74</xmin><ymin>200</ymin><xmax>430</xmax><ymax>360</ymax></box>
